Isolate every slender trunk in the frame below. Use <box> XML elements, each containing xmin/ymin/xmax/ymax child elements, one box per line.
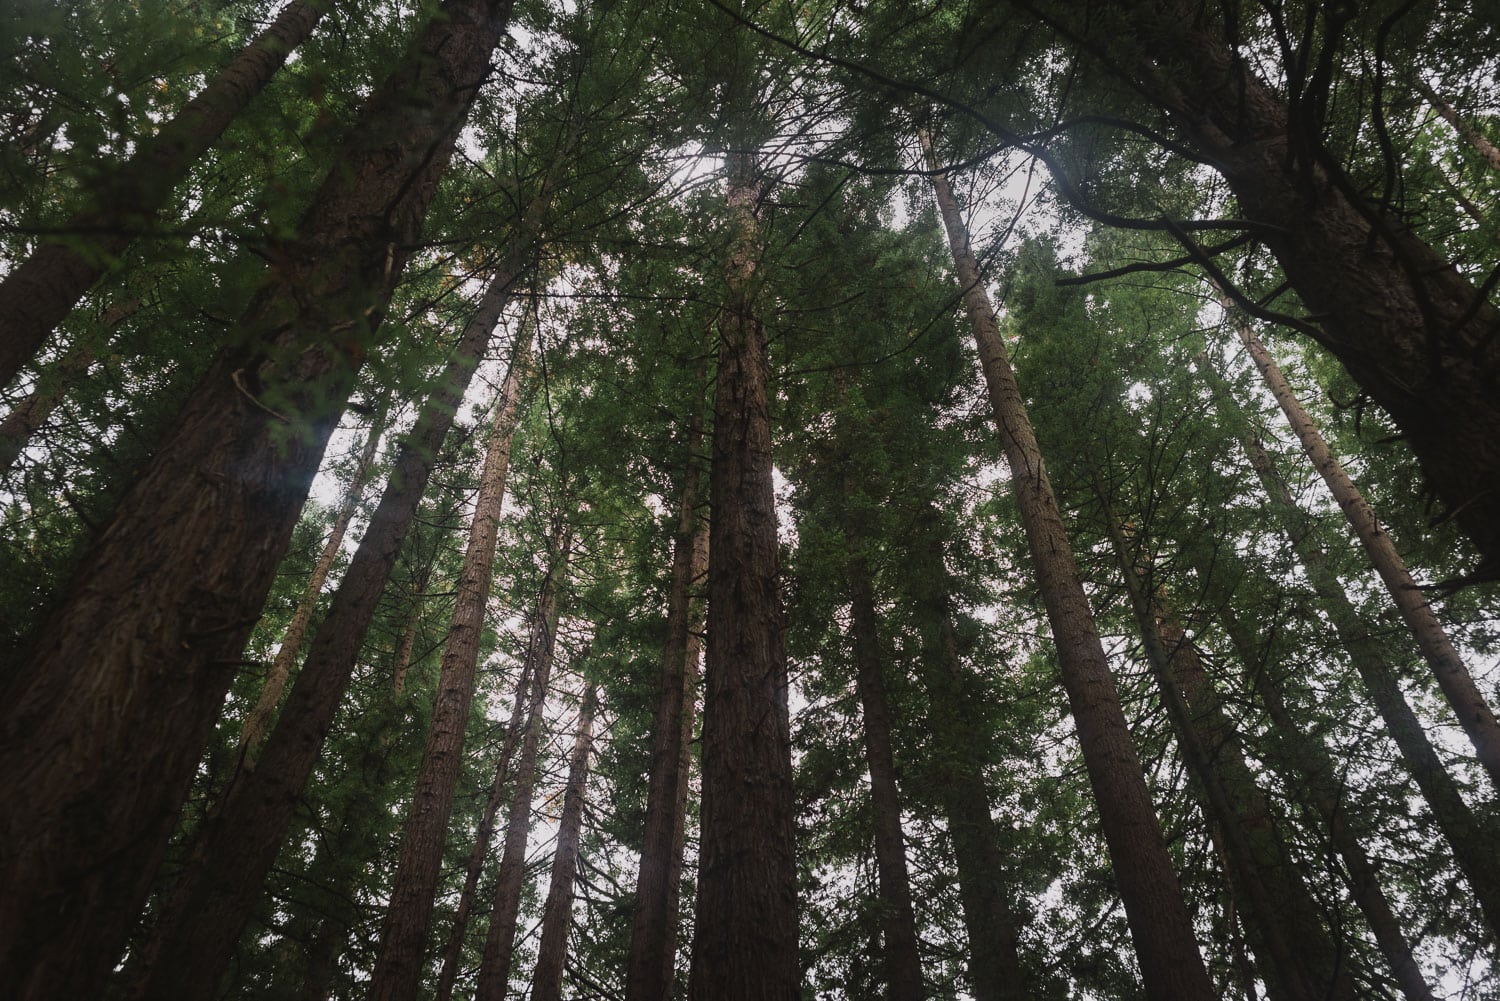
<box><xmin>124</xmin><ymin>268</ymin><xmax>524</xmax><ymax>1001</ymax></box>
<box><xmin>366</xmin><ymin>340</ymin><xmax>532</xmax><ymax>1001</ymax></box>
<box><xmin>0</xmin><ymin>340</ymin><xmax>97</xmax><ymax>471</ymax></box>
<box><xmin>1227</xmin><ymin>314</ymin><xmax>1500</xmax><ymax>793</ymax></box>
<box><xmin>626</xmin><ymin>405</ymin><xmax>709</xmax><ymax>1001</ymax></box>
<box><xmin>393</xmin><ymin>564</ymin><xmax>434</xmax><ymax>696</ymax></box>
<box><xmin>1217</xmin><ymin>605</ymin><xmax>1437</xmax><ymax>1001</ymax></box>
<box><xmin>921</xmin><ymin>128</ymin><xmax>1214</xmax><ymax>1000</ymax></box>
<box><xmin>431</xmin><ymin>652</ymin><xmax>539</xmax><ymax>1001</ymax></box>
<box><xmin>1240</xmin><ymin>433</ymin><xmax>1500</xmax><ymax>943</ymax></box>
<box><xmin>531</xmin><ymin>684</ymin><xmax>601</xmax><ymax>1001</ymax></box>
<box><xmin>0</xmin><ymin>3</ymin><xmax>513</xmax><ymax>995</ymax></box>
<box><xmin>847</xmin><ymin>548</ymin><xmax>926</xmax><ymax>1001</ymax></box>
<box><xmin>1099</xmin><ymin>499</ymin><xmax>1354</xmax><ymax>1001</ymax></box>
<box><xmin>1413</xmin><ymin>78</ymin><xmax>1500</xmax><ymax>173</ymax></box>
<box><xmin>687</xmin><ymin>151</ymin><xmax>800</xmax><ymax>1001</ymax></box>
<box><xmin>236</xmin><ymin>406</ymin><xmax>387</xmax><ymax>761</ymax></box>
<box><xmin>0</xmin><ymin>0</ymin><xmax>337</xmax><ymax>387</ymax></box>
<box><xmin>1100</xmin><ymin>1</ymin><xmax>1500</xmax><ymax>576</ymax></box>
<box><xmin>474</xmin><ymin>534</ymin><xmax>576</xmax><ymax>1001</ymax></box>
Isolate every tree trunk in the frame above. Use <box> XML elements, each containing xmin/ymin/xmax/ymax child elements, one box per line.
<box><xmin>122</xmin><ymin>266</ymin><xmax>524</xmax><ymax>1001</ymax></box>
<box><xmin>847</xmin><ymin>549</ymin><xmax>927</xmax><ymax>1001</ymax></box>
<box><xmin>1096</xmin><ymin>0</ymin><xmax>1500</xmax><ymax>577</ymax></box>
<box><xmin>686</xmin><ymin>150</ymin><xmax>801</xmax><ymax>1001</ymax></box>
<box><xmin>1239</xmin><ymin>432</ymin><xmax>1500</xmax><ymax>943</ymax></box>
<box><xmin>0</xmin><ymin>0</ymin><xmax>337</xmax><ymax>388</ymax></box>
<box><xmin>431</xmin><ymin>648</ymin><xmax>539</xmax><ymax>1001</ymax></box>
<box><xmin>393</xmin><ymin>564</ymin><xmax>435</xmax><ymax>696</ymax></box>
<box><xmin>531</xmin><ymin>684</ymin><xmax>601</xmax><ymax>1001</ymax></box>
<box><xmin>1227</xmin><ymin>313</ymin><xmax>1500</xmax><ymax>794</ymax></box>
<box><xmin>474</xmin><ymin>532</ymin><xmax>576</xmax><ymax>1001</ymax></box>
<box><xmin>1217</xmin><ymin>604</ymin><xmax>1437</xmax><ymax>1001</ymax></box>
<box><xmin>0</xmin><ymin>3</ymin><xmax>514</xmax><ymax>995</ymax></box>
<box><xmin>921</xmin><ymin>128</ymin><xmax>1215</xmax><ymax>1001</ymax></box>
<box><xmin>235</xmin><ymin>406</ymin><xmax>388</xmax><ymax>762</ymax></box>
<box><xmin>1413</xmin><ymin>77</ymin><xmax>1500</xmax><ymax>173</ymax></box>
<box><xmin>366</xmin><ymin>338</ymin><xmax>532</xmax><ymax>1001</ymax></box>
<box><xmin>1099</xmin><ymin>498</ymin><xmax>1355</xmax><ymax>1001</ymax></box>
<box><xmin>0</xmin><ymin>339</ymin><xmax>99</xmax><ymax>472</ymax></box>
<box><xmin>626</xmin><ymin>404</ymin><xmax>709</xmax><ymax>1001</ymax></box>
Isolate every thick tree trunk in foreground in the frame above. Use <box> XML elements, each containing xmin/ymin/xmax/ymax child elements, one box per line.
<box><xmin>0</xmin><ymin>0</ymin><xmax>336</xmax><ymax>388</ymax></box>
<box><xmin>626</xmin><ymin>411</ymin><xmax>709</xmax><ymax>1001</ymax></box>
<box><xmin>687</xmin><ymin>151</ymin><xmax>801</xmax><ymax>1001</ymax></box>
<box><xmin>531</xmin><ymin>684</ymin><xmax>601</xmax><ymax>1001</ymax></box>
<box><xmin>474</xmin><ymin>534</ymin><xmax>575</xmax><ymax>1001</ymax></box>
<box><xmin>1217</xmin><ymin>605</ymin><xmax>1437</xmax><ymax>1001</ymax></box>
<box><xmin>236</xmin><ymin>407</ymin><xmax>387</xmax><ymax>761</ymax></box>
<box><xmin>1101</xmin><ymin>503</ymin><xmax>1354</xmax><ymax>1001</ymax></box>
<box><xmin>923</xmin><ymin>129</ymin><xmax>1214</xmax><ymax>1000</ymax></box>
<box><xmin>1241</xmin><ymin>434</ymin><xmax>1500</xmax><ymax>943</ymax></box>
<box><xmin>367</xmin><ymin>343</ymin><xmax>531</xmax><ymax>1001</ymax></box>
<box><xmin>125</xmin><ymin>269</ymin><xmax>523</xmax><ymax>1001</ymax></box>
<box><xmin>0</xmin><ymin>3</ymin><xmax>513</xmax><ymax>996</ymax></box>
<box><xmin>1228</xmin><ymin>314</ymin><xmax>1500</xmax><ymax>794</ymax></box>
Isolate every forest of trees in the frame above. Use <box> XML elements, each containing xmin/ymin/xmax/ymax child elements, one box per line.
<box><xmin>2</xmin><ymin>1</ymin><xmax>1499</xmax><ymax>999</ymax></box>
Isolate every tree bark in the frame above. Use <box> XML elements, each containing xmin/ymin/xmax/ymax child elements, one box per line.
<box><xmin>0</xmin><ymin>339</ymin><xmax>98</xmax><ymax>472</ymax></box>
<box><xmin>122</xmin><ymin>266</ymin><xmax>524</xmax><ymax>1001</ymax></box>
<box><xmin>922</xmin><ymin>128</ymin><xmax>1215</xmax><ymax>1000</ymax></box>
<box><xmin>0</xmin><ymin>0</ymin><xmax>337</xmax><ymax>388</ymax></box>
<box><xmin>474</xmin><ymin>532</ymin><xmax>576</xmax><ymax>1001</ymax></box>
<box><xmin>366</xmin><ymin>338</ymin><xmax>532</xmax><ymax>1001</ymax></box>
<box><xmin>847</xmin><ymin>548</ymin><xmax>927</xmax><ymax>1001</ymax></box>
<box><xmin>626</xmin><ymin>403</ymin><xmax>709</xmax><ymax>1001</ymax></box>
<box><xmin>0</xmin><ymin>2</ymin><xmax>513</xmax><ymax>995</ymax></box>
<box><xmin>393</xmin><ymin>563</ymin><xmax>435</xmax><ymax>696</ymax></box>
<box><xmin>1413</xmin><ymin>77</ymin><xmax>1500</xmax><ymax>173</ymax></box>
<box><xmin>687</xmin><ymin>150</ymin><xmax>801</xmax><ymax>1001</ymax></box>
<box><xmin>531</xmin><ymin>684</ymin><xmax>601</xmax><ymax>1001</ymax></box>
<box><xmin>235</xmin><ymin>406</ymin><xmax>387</xmax><ymax>762</ymax></box>
<box><xmin>1227</xmin><ymin>313</ymin><xmax>1500</xmax><ymax>794</ymax></box>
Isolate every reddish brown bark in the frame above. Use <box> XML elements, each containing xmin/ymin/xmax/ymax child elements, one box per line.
<box><xmin>0</xmin><ymin>3</ymin><xmax>512</xmax><ymax>996</ymax></box>
<box><xmin>922</xmin><ymin>129</ymin><xmax>1214</xmax><ymax>1000</ymax></box>
<box><xmin>530</xmin><ymin>684</ymin><xmax>600</xmax><ymax>1001</ymax></box>
<box><xmin>121</xmin><ymin>267</ymin><xmax>523</xmax><ymax>1001</ymax></box>
<box><xmin>474</xmin><ymin>532</ymin><xmax>575</xmax><ymax>1001</ymax></box>
<box><xmin>0</xmin><ymin>0</ymin><xmax>336</xmax><ymax>387</ymax></box>
<box><xmin>367</xmin><ymin>339</ymin><xmax>531</xmax><ymax>1001</ymax></box>
<box><xmin>686</xmin><ymin>151</ymin><xmax>800</xmax><ymax>1001</ymax></box>
<box><xmin>626</xmin><ymin>407</ymin><xmax>709</xmax><ymax>1001</ymax></box>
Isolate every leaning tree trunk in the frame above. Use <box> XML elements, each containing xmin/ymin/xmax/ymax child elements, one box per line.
<box><xmin>474</xmin><ymin>534</ymin><xmax>576</xmax><ymax>1001</ymax></box>
<box><xmin>1225</xmin><ymin>312</ymin><xmax>1500</xmax><ymax>793</ymax></box>
<box><xmin>1099</xmin><ymin>496</ymin><xmax>1355</xmax><ymax>1001</ymax></box>
<box><xmin>686</xmin><ymin>149</ymin><xmax>801</xmax><ymax>1001</ymax></box>
<box><xmin>922</xmin><ymin>128</ymin><xmax>1215</xmax><ymax>1000</ymax></box>
<box><xmin>1413</xmin><ymin>77</ymin><xmax>1500</xmax><ymax>173</ymax></box>
<box><xmin>124</xmin><ymin>267</ymin><xmax>526</xmax><ymax>1001</ymax></box>
<box><xmin>235</xmin><ymin>405</ymin><xmax>388</xmax><ymax>763</ymax></box>
<box><xmin>0</xmin><ymin>0</ymin><xmax>337</xmax><ymax>388</ymax></box>
<box><xmin>366</xmin><ymin>340</ymin><xmax>532</xmax><ymax>1001</ymax></box>
<box><xmin>0</xmin><ymin>3</ymin><xmax>514</xmax><ymax>997</ymax></box>
<box><xmin>530</xmin><ymin>684</ymin><xmax>601</xmax><ymax>1001</ymax></box>
<box><xmin>626</xmin><ymin>404</ymin><xmax>709</xmax><ymax>1001</ymax></box>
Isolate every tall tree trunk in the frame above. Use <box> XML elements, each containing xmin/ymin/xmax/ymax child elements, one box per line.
<box><xmin>123</xmin><ymin>267</ymin><xmax>525</xmax><ymax>1001</ymax></box>
<box><xmin>1413</xmin><ymin>77</ymin><xmax>1500</xmax><ymax>173</ymax></box>
<box><xmin>687</xmin><ymin>150</ymin><xmax>801</xmax><ymax>1001</ymax></box>
<box><xmin>393</xmin><ymin>563</ymin><xmax>435</xmax><ymax>696</ymax></box>
<box><xmin>921</xmin><ymin>128</ymin><xmax>1215</xmax><ymax>1000</ymax></box>
<box><xmin>626</xmin><ymin>404</ymin><xmax>709</xmax><ymax>1001</ymax></box>
<box><xmin>0</xmin><ymin>326</ymin><xmax>111</xmax><ymax>472</ymax></box>
<box><xmin>0</xmin><ymin>3</ymin><xmax>514</xmax><ymax>995</ymax></box>
<box><xmin>474</xmin><ymin>532</ymin><xmax>576</xmax><ymax>1001</ymax></box>
<box><xmin>236</xmin><ymin>405</ymin><xmax>388</xmax><ymax>762</ymax></box>
<box><xmin>431</xmin><ymin>649</ymin><xmax>539</xmax><ymax>1001</ymax></box>
<box><xmin>1239</xmin><ymin>432</ymin><xmax>1500</xmax><ymax>942</ymax></box>
<box><xmin>531</xmin><ymin>684</ymin><xmax>601</xmax><ymax>1001</ymax></box>
<box><xmin>0</xmin><ymin>0</ymin><xmax>337</xmax><ymax>388</ymax></box>
<box><xmin>1089</xmin><ymin>0</ymin><xmax>1500</xmax><ymax>577</ymax></box>
<box><xmin>366</xmin><ymin>340</ymin><xmax>532</xmax><ymax>1001</ymax></box>
<box><xmin>1225</xmin><ymin>313</ymin><xmax>1500</xmax><ymax>793</ymax></box>
<box><xmin>1216</xmin><ymin>604</ymin><xmax>1437</xmax><ymax>1001</ymax></box>
<box><xmin>1099</xmin><ymin>496</ymin><xmax>1355</xmax><ymax>1001</ymax></box>
<box><xmin>846</xmin><ymin>546</ymin><xmax>927</xmax><ymax>1001</ymax></box>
